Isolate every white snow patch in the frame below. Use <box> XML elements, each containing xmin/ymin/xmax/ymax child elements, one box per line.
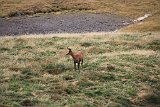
<box><xmin>134</xmin><ymin>14</ymin><xmax>151</xmax><ymax>22</ymax></box>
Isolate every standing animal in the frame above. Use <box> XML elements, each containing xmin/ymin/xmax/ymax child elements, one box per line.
<box><xmin>66</xmin><ymin>47</ymin><xmax>84</xmax><ymax>72</ymax></box>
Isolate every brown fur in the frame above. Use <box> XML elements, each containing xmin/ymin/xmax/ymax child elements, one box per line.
<box><xmin>66</xmin><ymin>48</ymin><xmax>84</xmax><ymax>71</ymax></box>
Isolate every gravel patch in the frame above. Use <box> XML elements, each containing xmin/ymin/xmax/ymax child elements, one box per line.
<box><xmin>0</xmin><ymin>13</ymin><xmax>133</xmax><ymax>36</ymax></box>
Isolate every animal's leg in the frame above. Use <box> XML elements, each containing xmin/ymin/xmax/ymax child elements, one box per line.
<box><xmin>81</xmin><ymin>59</ymin><xmax>83</xmax><ymax>67</ymax></box>
<box><xmin>74</xmin><ymin>62</ymin><xmax>77</xmax><ymax>71</ymax></box>
<box><xmin>78</xmin><ymin>62</ymin><xmax>80</xmax><ymax>72</ymax></box>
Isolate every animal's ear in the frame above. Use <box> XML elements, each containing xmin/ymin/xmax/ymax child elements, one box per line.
<box><xmin>67</xmin><ymin>47</ymin><xmax>71</xmax><ymax>51</ymax></box>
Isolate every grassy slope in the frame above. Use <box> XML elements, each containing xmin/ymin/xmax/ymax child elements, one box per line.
<box><xmin>120</xmin><ymin>12</ymin><xmax>160</xmax><ymax>32</ymax></box>
<box><xmin>0</xmin><ymin>33</ymin><xmax>160</xmax><ymax>107</ymax></box>
<box><xmin>0</xmin><ymin>0</ymin><xmax>160</xmax><ymax>32</ymax></box>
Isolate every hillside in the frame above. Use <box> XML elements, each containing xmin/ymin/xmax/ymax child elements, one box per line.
<box><xmin>0</xmin><ymin>0</ymin><xmax>160</xmax><ymax>32</ymax></box>
<box><xmin>0</xmin><ymin>33</ymin><xmax>160</xmax><ymax>106</ymax></box>
<box><xmin>0</xmin><ymin>1</ymin><xmax>160</xmax><ymax>106</ymax></box>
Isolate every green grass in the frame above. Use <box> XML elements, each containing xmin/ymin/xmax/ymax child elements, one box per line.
<box><xmin>0</xmin><ymin>33</ymin><xmax>160</xmax><ymax>107</ymax></box>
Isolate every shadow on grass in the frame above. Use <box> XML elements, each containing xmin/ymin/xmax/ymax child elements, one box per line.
<box><xmin>146</xmin><ymin>95</ymin><xmax>160</xmax><ymax>105</ymax></box>
<box><xmin>20</xmin><ymin>99</ymin><xmax>39</xmax><ymax>107</ymax></box>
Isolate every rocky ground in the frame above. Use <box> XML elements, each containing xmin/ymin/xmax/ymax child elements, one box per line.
<box><xmin>0</xmin><ymin>13</ymin><xmax>133</xmax><ymax>36</ymax></box>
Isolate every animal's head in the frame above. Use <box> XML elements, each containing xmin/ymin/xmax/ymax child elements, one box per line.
<box><xmin>66</xmin><ymin>47</ymin><xmax>72</xmax><ymax>55</ymax></box>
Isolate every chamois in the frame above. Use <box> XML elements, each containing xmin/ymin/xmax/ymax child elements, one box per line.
<box><xmin>66</xmin><ymin>47</ymin><xmax>84</xmax><ymax>71</ymax></box>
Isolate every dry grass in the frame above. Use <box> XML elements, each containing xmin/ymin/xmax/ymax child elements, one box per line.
<box><xmin>120</xmin><ymin>12</ymin><xmax>160</xmax><ymax>32</ymax></box>
<box><xmin>0</xmin><ymin>0</ymin><xmax>160</xmax><ymax>32</ymax></box>
<box><xmin>0</xmin><ymin>0</ymin><xmax>159</xmax><ymax>18</ymax></box>
<box><xmin>0</xmin><ymin>32</ymin><xmax>160</xmax><ymax>106</ymax></box>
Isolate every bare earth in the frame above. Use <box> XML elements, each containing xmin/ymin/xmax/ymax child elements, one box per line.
<box><xmin>0</xmin><ymin>13</ymin><xmax>133</xmax><ymax>36</ymax></box>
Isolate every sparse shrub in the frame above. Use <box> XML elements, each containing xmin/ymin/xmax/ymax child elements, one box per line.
<box><xmin>0</xmin><ymin>70</ymin><xmax>4</xmax><ymax>79</ymax></box>
<box><xmin>51</xmin><ymin>37</ymin><xmax>65</xmax><ymax>41</ymax></box>
<box><xmin>8</xmin><ymin>11</ymin><xmax>24</xmax><ymax>17</ymax></box>
<box><xmin>114</xmin><ymin>96</ymin><xmax>132</xmax><ymax>107</ymax></box>
<box><xmin>148</xmin><ymin>40</ymin><xmax>160</xmax><ymax>50</ymax></box>
<box><xmin>9</xmin><ymin>76</ymin><xmax>22</xmax><ymax>91</ymax></box>
<box><xmin>79</xmin><ymin>82</ymin><xmax>94</xmax><ymax>88</ymax></box>
<box><xmin>107</xmin><ymin>102</ymin><xmax>123</xmax><ymax>107</ymax></box>
<box><xmin>85</xmin><ymin>90</ymin><xmax>103</xmax><ymax>97</ymax></box>
<box><xmin>15</xmin><ymin>38</ymin><xmax>26</xmax><ymax>43</ymax></box>
<box><xmin>8</xmin><ymin>10</ymin><xmax>36</xmax><ymax>17</ymax></box>
<box><xmin>13</xmin><ymin>44</ymin><xmax>32</xmax><ymax>50</ymax></box>
<box><xmin>83</xmin><ymin>71</ymin><xmax>100</xmax><ymax>80</ymax></box>
<box><xmin>81</xmin><ymin>42</ymin><xmax>92</xmax><ymax>47</ymax></box>
<box><xmin>17</xmin><ymin>58</ymin><xmax>28</xmax><ymax>62</ymax></box>
<box><xmin>121</xmin><ymin>34</ymin><xmax>141</xmax><ymax>41</ymax></box>
<box><xmin>20</xmin><ymin>99</ymin><xmax>35</xmax><ymax>106</ymax></box>
<box><xmin>51</xmin><ymin>86</ymin><xmax>65</xmax><ymax>94</ymax></box>
<box><xmin>39</xmin><ymin>51</ymin><xmax>56</xmax><ymax>57</ymax></box>
<box><xmin>51</xmin><ymin>94</ymin><xmax>62</xmax><ymax>101</ymax></box>
<box><xmin>65</xmin><ymin>86</ymin><xmax>78</xmax><ymax>94</ymax></box>
<box><xmin>127</xmin><ymin>88</ymin><xmax>137</xmax><ymax>96</ymax></box>
<box><xmin>20</xmin><ymin>68</ymin><xmax>38</xmax><ymax>79</ymax></box>
<box><xmin>118</xmin><ymin>55</ymin><xmax>137</xmax><ymax>62</ymax></box>
<box><xmin>85</xmin><ymin>71</ymin><xmax>115</xmax><ymax>82</ymax></box>
<box><xmin>99</xmin><ymin>64</ymin><xmax>116</xmax><ymax>71</ymax></box>
<box><xmin>146</xmin><ymin>95</ymin><xmax>160</xmax><ymax>104</ymax></box>
<box><xmin>149</xmin><ymin>40</ymin><xmax>160</xmax><ymax>46</ymax></box>
<box><xmin>42</xmin><ymin>63</ymin><xmax>67</xmax><ymax>75</ymax></box>
<box><xmin>83</xmin><ymin>61</ymin><xmax>101</xmax><ymax>70</ymax></box>
<box><xmin>63</xmin><ymin>75</ymin><xmax>74</xmax><ymax>81</ymax></box>
<box><xmin>88</xmin><ymin>47</ymin><xmax>106</xmax><ymax>54</ymax></box>
<box><xmin>56</xmin><ymin>45</ymin><xmax>65</xmax><ymax>49</ymax></box>
<box><xmin>45</xmin><ymin>41</ymin><xmax>55</xmax><ymax>45</ymax></box>
<box><xmin>70</xmin><ymin>103</ymin><xmax>84</xmax><ymax>107</ymax></box>
<box><xmin>9</xmin><ymin>67</ymin><xmax>22</xmax><ymax>72</ymax></box>
<box><xmin>50</xmin><ymin>83</ymin><xmax>78</xmax><ymax>95</ymax></box>
<box><xmin>0</xmin><ymin>47</ymin><xmax>10</xmax><ymax>52</ymax></box>
<box><xmin>99</xmin><ymin>73</ymin><xmax>116</xmax><ymax>82</ymax></box>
